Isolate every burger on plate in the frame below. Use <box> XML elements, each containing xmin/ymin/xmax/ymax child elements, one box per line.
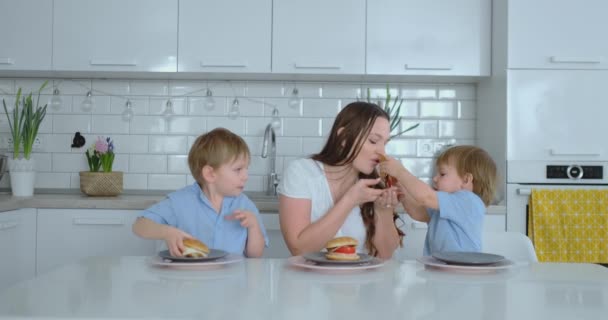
<box><xmin>181</xmin><ymin>238</ymin><xmax>210</xmax><ymax>258</ymax></box>
<box><xmin>377</xmin><ymin>154</ymin><xmax>397</xmax><ymax>189</ymax></box>
<box><xmin>325</xmin><ymin>236</ymin><xmax>360</xmax><ymax>261</ymax></box>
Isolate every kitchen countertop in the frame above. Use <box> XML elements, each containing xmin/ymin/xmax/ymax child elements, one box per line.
<box><xmin>1</xmin><ymin>256</ymin><xmax>606</xmax><ymax>319</ymax></box>
<box><xmin>0</xmin><ymin>190</ymin><xmax>506</xmax><ymax>215</ymax></box>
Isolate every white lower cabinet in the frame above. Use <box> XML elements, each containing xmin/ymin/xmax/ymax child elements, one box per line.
<box><xmin>0</xmin><ymin>209</ymin><xmax>36</xmax><ymax>289</ymax></box>
<box><xmin>260</xmin><ymin>213</ymin><xmax>291</xmax><ymax>258</ymax></box>
<box><xmin>36</xmin><ymin>209</ymin><xmax>155</xmax><ymax>275</ymax></box>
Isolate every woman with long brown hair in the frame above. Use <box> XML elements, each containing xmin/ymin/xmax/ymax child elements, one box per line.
<box><xmin>278</xmin><ymin>102</ymin><xmax>403</xmax><ymax>258</ymax></box>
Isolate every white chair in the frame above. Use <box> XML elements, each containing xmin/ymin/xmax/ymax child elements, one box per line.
<box><xmin>394</xmin><ymin>230</ymin><xmax>538</xmax><ymax>263</ymax></box>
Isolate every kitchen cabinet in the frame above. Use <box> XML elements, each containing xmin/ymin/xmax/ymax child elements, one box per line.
<box><xmin>178</xmin><ymin>0</ymin><xmax>271</xmax><ymax>73</ymax></box>
<box><xmin>36</xmin><ymin>209</ymin><xmax>155</xmax><ymax>275</ymax></box>
<box><xmin>367</xmin><ymin>0</ymin><xmax>491</xmax><ymax>76</ymax></box>
<box><xmin>52</xmin><ymin>0</ymin><xmax>177</xmax><ymax>72</ymax></box>
<box><xmin>507</xmin><ymin>69</ymin><xmax>608</xmax><ymax>162</ymax></box>
<box><xmin>0</xmin><ymin>0</ymin><xmax>53</xmax><ymax>71</ymax></box>
<box><xmin>0</xmin><ymin>209</ymin><xmax>36</xmax><ymax>289</ymax></box>
<box><xmin>508</xmin><ymin>0</ymin><xmax>608</xmax><ymax>69</ymax></box>
<box><xmin>272</xmin><ymin>0</ymin><xmax>366</xmax><ymax>75</ymax></box>
<box><xmin>260</xmin><ymin>213</ymin><xmax>290</xmax><ymax>258</ymax></box>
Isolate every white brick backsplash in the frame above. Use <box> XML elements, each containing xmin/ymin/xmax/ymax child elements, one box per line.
<box><xmin>0</xmin><ymin>79</ymin><xmax>476</xmax><ymax>192</ymax></box>
<box><xmin>420</xmin><ymin>101</ymin><xmax>456</xmax><ymax>118</ymax></box>
<box><xmin>149</xmin><ymin>136</ymin><xmax>188</xmax><ymax>154</ymax></box>
<box><xmin>148</xmin><ymin>174</ymin><xmax>187</xmax><ymax>190</ymax></box>
<box><xmin>168</xmin><ymin>155</ymin><xmax>189</xmax><ymax>174</ymax></box>
<box><xmin>53</xmin><ymin>115</ymin><xmax>92</xmax><ymax>134</ymax></box>
<box><xmin>439</xmin><ymin>120</ymin><xmax>476</xmax><ymax>139</ymax></box>
<box><xmin>302</xmin><ymin>99</ymin><xmax>342</xmax><ymax>117</ymax></box>
<box><xmin>14</xmin><ymin>79</ymin><xmax>51</xmax><ymax>94</ymax></box>
<box><xmin>130</xmin><ymin>155</ymin><xmax>167</xmax><ymax>173</ymax></box>
<box><xmin>92</xmin><ymin>115</ymin><xmax>130</xmax><ymax>134</ymax></box>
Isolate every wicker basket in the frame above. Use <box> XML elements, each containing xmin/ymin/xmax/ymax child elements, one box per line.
<box><xmin>79</xmin><ymin>171</ymin><xmax>123</xmax><ymax>196</ymax></box>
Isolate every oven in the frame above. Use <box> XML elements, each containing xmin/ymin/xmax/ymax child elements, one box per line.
<box><xmin>506</xmin><ymin>161</ymin><xmax>608</xmax><ymax>234</ymax></box>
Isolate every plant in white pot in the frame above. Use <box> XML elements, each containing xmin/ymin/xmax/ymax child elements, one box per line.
<box><xmin>2</xmin><ymin>81</ymin><xmax>48</xmax><ymax>197</ymax></box>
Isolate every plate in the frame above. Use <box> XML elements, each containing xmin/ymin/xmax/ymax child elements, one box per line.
<box><xmin>302</xmin><ymin>252</ymin><xmax>374</xmax><ymax>265</ymax></box>
<box><xmin>417</xmin><ymin>256</ymin><xmax>515</xmax><ymax>273</ymax></box>
<box><xmin>431</xmin><ymin>251</ymin><xmax>505</xmax><ymax>265</ymax></box>
<box><xmin>158</xmin><ymin>249</ymin><xmax>228</xmax><ymax>262</ymax></box>
<box><xmin>148</xmin><ymin>254</ymin><xmax>244</xmax><ymax>269</ymax></box>
<box><xmin>288</xmin><ymin>256</ymin><xmax>385</xmax><ymax>272</ymax></box>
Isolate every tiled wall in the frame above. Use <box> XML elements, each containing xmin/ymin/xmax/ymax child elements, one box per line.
<box><xmin>0</xmin><ymin>78</ymin><xmax>476</xmax><ymax>193</ymax></box>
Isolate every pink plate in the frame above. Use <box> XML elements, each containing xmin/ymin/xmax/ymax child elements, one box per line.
<box><xmin>147</xmin><ymin>254</ymin><xmax>244</xmax><ymax>270</ymax></box>
<box><xmin>417</xmin><ymin>256</ymin><xmax>519</xmax><ymax>273</ymax></box>
<box><xmin>287</xmin><ymin>255</ymin><xmax>386</xmax><ymax>273</ymax></box>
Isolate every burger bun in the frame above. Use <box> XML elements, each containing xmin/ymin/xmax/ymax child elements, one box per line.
<box><xmin>181</xmin><ymin>238</ymin><xmax>210</xmax><ymax>258</ymax></box>
<box><xmin>325</xmin><ymin>236</ymin><xmax>358</xmax><ymax>249</ymax></box>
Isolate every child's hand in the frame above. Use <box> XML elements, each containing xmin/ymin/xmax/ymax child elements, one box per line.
<box><xmin>163</xmin><ymin>226</ymin><xmax>194</xmax><ymax>257</ymax></box>
<box><xmin>375</xmin><ymin>187</ymin><xmax>400</xmax><ymax>210</ymax></box>
<box><xmin>378</xmin><ymin>154</ymin><xmax>405</xmax><ymax>178</ymax></box>
<box><xmin>225</xmin><ymin>209</ymin><xmax>259</xmax><ymax>229</ymax></box>
<box><xmin>345</xmin><ymin>178</ymin><xmax>384</xmax><ymax>206</ymax></box>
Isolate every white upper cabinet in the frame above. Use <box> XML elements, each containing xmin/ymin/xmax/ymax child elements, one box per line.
<box><xmin>508</xmin><ymin>0</ymin><xmax>608</xmax><ymax>69</ymax></box>
<box><xmin>507</xmin><ymin>70</ymin><xmax>608</xmax><ymax>162</ymax></box>
<box><xmin>0</xmin><ymin>0</ymin><xmax>52</xmax><ymax>71</ymax></box>
<box><xmin>272</xmin><ymin>0</ymin><xmax>366</xmax><ymax>74</ymax></box>
<box><xmin>367</xmin><ymin>0</ymin><xmax>491</xmax><ymax>76</ymax></box>
<box><xmin>52</xmin><ymin>0</ymin><xmax>177</xmax><ymax>72</ymax></box>
<box><xmin>178</xmin><ymin>0</ymin><xmax>271</xmax><ymax>73</ymax></box>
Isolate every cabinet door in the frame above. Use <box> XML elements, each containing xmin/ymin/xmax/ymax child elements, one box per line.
<box><xmin>507</xmin><ymin>70</ymin><xmax>608</xmax><ymax>162</ymax></box>
<box><xmin>53</xmin><ymin>0</ymin><xmax>177</xmax><ymax>72</ymax></box>
<box><xmin>509</xmin><ymin>0</ymin><xmax>608</xmax><ymax>69</ymax></box>
<box><xmin>36</xmin><ymin>209</ymin><xmax>155</xmax><ymax>275</ymax></box>
<box><xmin>272</xmin><ymin>0</ymin><xmax>365</xmax><ymax>74</ymax></box>
<box><xmin>367</xmin><ymin>0</ymin><xmax>490</xmax><ymax>76</ymax></box>
<box><xmin>0</xmin><ymin>209</ymin><xmax>36</xmax><ymax>289</ymax></box>
<box><xmin>178</xmin><ymin>0</ymin><xmax>271</xmax><ymax>73</ymax></box>
<box><xmin>0</xmin><ymin>0</ymin><xmax>52</xmax><ymax>71</ymax></box>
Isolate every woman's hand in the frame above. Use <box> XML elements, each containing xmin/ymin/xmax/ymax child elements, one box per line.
<box><xmin>375</xmin><ymin>187</ymin><xmax>400</xmax><ymax>210</ymax></box>
<box><xmin>345</xmin><ymin>178</ymin><xmax>384</xmax><ymax>206</ymax></box>
<box><xmin>163</xmin><ymin>226</ymin><xmax>194</xmax><ymax>257</ymax></box>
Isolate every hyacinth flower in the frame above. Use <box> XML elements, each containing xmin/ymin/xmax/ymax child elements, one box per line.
<box><xmin>85</xmin><ymin>136</ymin><xmax>115</xmax><ymax>172</ymax></box>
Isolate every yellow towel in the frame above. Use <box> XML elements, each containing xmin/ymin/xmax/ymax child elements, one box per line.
<box><xmin>528</xmin><ymin>189</ymin><xmax>608</xmax><ymax>263</ymax></box>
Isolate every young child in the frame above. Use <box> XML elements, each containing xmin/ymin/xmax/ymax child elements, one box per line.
<box><xmin>132</xmin><ymin>127</ymin><xmax>268</xmax><ymax>258</ymax></box>
<box><xmin>378</xmin><ymin>145</ymin><xmax>497</xmax><ymax>256</ymax></box>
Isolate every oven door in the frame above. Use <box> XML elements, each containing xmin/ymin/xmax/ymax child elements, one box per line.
<box><xmin>506</xmin><ymin>183</ymin><xmax>608</xmax><ymax>234</ymax></box>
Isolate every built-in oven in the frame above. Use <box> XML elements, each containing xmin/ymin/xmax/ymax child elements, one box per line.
<box><xmin>506</xmin><ymin>161</ymin><xmax>608</xmax><ymax>234</ymax></box>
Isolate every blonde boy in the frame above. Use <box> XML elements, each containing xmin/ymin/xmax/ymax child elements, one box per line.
<box><xmin>133</xmin><ymin>128</ymin><xmax>268</xmax><ymax>257</ymax></box>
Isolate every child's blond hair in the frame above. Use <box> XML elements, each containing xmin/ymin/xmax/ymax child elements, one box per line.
<box><xmin>436</xmin><ymin>145</ymin><xmax>497</xmax><ymax>206</ymax></box>
<box><xmin>188</xmin><ymin>128</ymin><xmax>250</xmax><ymax>186</ymax></box>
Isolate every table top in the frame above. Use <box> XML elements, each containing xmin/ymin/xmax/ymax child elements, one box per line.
<box><xmin>1</xmin><ymin>256</ymin><xmax>607</xmax><ymax>320</ymax></box>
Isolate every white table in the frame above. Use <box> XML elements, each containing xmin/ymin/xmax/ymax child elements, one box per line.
<box><xmin>0</xmin><ymin>256</ymin><xmax>607</xmax><ymax>320</ymax></box>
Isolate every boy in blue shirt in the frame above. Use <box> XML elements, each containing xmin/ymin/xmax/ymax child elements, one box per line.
<box><xmin>378</xmin><ymin>145</ymin><xmax>497</xmax><ymax>256</ymax></box>
<box><xmin>133</xmin><ymin>128</ymin><xmax>268</xmax><ymax>257</ymax></box>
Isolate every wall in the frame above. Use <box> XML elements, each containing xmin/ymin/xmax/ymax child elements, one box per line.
<box><xmin>0</xmin><ymin>78</ymin><xmax>476</xmax><ymax>193</ymax></box>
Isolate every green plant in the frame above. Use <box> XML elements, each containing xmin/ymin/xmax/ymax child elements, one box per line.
<box><xmin>366</xmin><ymin>84</ymin><xmax>419</xmax><ymax>139</ymax></box>
<box><xmin>2</xmin><ymin>81</ymin><xmax>48</xmax><ymax>160</ymax></box>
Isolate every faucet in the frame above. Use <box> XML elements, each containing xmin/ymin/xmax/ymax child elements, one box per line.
<box><xmin>261</xmin><ymin>123</ymin><xmax>279</xmax><ymax>196</ymax></box>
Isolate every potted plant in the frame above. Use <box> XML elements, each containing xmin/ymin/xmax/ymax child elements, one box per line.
<box><xmin>79</xmin><ymin>136</ymin><xmax>123</xmax><ymax>196</ymax></box>
<box><xmin>366</xmin><ymin>84</ymin><xmax>420</xmax><ymax>139</ymax></box>
<box><xmin>2</xmin><ymin>81</ymin><xmax>48</xmax><ymax>197</ymax></box>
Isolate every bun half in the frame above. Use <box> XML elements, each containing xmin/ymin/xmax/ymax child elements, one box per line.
<box><xmin>325</xmin><ymin>252</ymin><xmax>361</xmax><ymax>261</ymax></box>
<box><xmin>325</xmin><ymin>236</ymin><xmax>358</xmax><ymax>249</ymax></box>
<box><xmin>182</xmin><ymin>238</ymin><xmax>210</xmax><ymax>258</ymax></box>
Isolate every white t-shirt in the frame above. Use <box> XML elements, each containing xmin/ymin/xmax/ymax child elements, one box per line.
<box><xmin>278</xmin><ymin>158</ymin><xmax>367</xmax><ymax>252</ymax></box>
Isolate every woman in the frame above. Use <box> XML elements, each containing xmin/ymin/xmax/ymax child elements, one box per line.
<box><xmin>278</xmin><ymin>102</ymin><xmax>403</xmax><ymax>259</ymax></box>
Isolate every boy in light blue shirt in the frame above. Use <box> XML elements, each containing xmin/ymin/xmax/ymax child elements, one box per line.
<box><xmin>133</xmin><ymin>128</ymin><xmax>268</xmax><ymax>257</ymax></box>
<box><xmin>378</xmin><ymin>145</ymin><xmax>497</xmax><ymax>256</ymax></box>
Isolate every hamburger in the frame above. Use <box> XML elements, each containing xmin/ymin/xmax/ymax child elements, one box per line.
<box><xmin>325</xmin><ymin>236</ymin><xmax>360</xmax><ymax>261</ymax></box>
<box><xmin>181</xmin><ymin>238</ymin><xmax>210</xmax><ymax>258</ymax></box>
<box><xmin>377</xmin><ymin>154</ymin><xmax>397</xmax><ymax>189</ymax></box>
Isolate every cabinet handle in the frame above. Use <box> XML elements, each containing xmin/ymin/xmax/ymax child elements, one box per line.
<box><xmin>549</xmin><ymin>149</ymin><xmax>600</xmax><ymax>157</ymax></box>
<box><xmin>550</xmin><ymin>56</ymin><xmax>602</xmax><ymax>64</ymax></box>
<box><xmin>404</xmin><ymin>64</ymin><xmax>453</xmax><ymax>70</ymax></box>
<box><xmin>89</xmin><ymin>59</ymin><xmax>137</xmax><ymax>66</ymax></box>
<box><xmin>293</xmin><ymin>63</ymin><xmax>342</xmax><ymax>70</ymax></box>
<box><xmin>200</xmin><ymin>62</ymin><xmax>247</xmax><ymax>68</ymax></box>
<box><xmin>0</xmin><ymin>58</ymin><xmax>15</xmax><ymax>65</ymax></box>
<box><xmin>72</xmin><ymin>218</ymin><xmax>125</xmax><ymax>225</ymax></box>
<box><xmin>517</xmin><ymin>188</ymin><xmax>531</xmax><ymax>196</ymax></box>
<box><xmin>0</xmin><ymin>221</ymin><xmax>19</xmax><ymax>230</ymax></box>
